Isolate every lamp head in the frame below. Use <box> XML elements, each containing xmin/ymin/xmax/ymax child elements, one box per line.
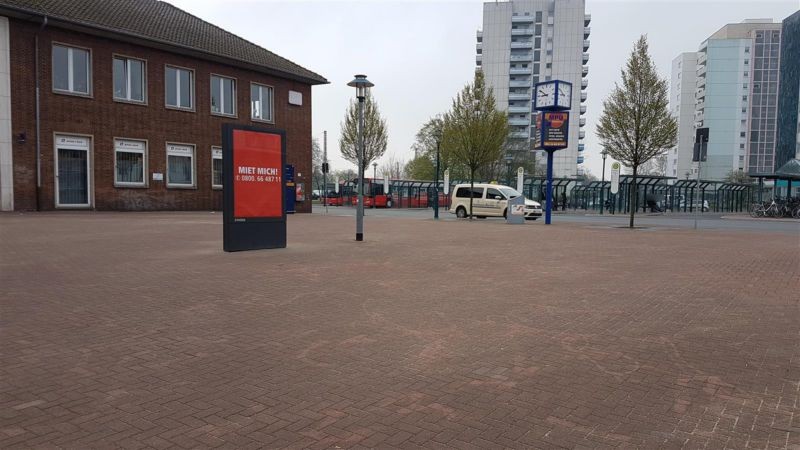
<box><xmin>347</xmin><ymin>74</ymin><xmax>374</xmax><ymax>99</ymax></box>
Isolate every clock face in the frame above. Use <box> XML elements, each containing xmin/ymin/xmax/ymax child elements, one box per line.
<box><xmin>535</xmin><ymin>83</ymin><xmax>556</xmax><ymax>108</ymax></box>
<box><xmin>557</xmin><ymin>83</ymin><xmax>572</xmax><ymax>108</ymax></box>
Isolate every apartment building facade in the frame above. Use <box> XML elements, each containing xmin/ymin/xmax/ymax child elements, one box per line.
<box><xmin>776</xmin><ymin>10</ymin><xmax>800</xmax><ymax>169</ymax></box>
<box><xmin>0</xmin><ymin>0</ymin><xmax>326</xmax><ymax>212</ymax></box>
<box><xmin>476</xmin><ymin>0</ymin><xmax>590</xmax><ymax>178</ymax></box>
<box><xmin>689</xmin><ymin>20</ymin><xmax>783</xmax><ymax>180</ymax></box>
<box><xmin>667</xmin><ymin>53</ymin><xmax>698</xmax><ymax>180</ymax></box>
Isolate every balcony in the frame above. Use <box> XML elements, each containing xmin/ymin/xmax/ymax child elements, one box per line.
<box><xmin>476</xmin><ymin>55</ymin><xmax>482</xmax><ymax>65</ymax></box>
<box><xmin>582</xmin><ymin>52</ymin><xmax>590</xmax><ymax>64</ymax></box>
<box><xmin>583</xmin><ymin>39</ymin><xmax>590</xmax><ymax>51</ymax></box>
<box><xmin>581</xmin><ymin>79</ymin><xmax>588</xmax><ymax>89</ymax></box>
<box><xmin>577</xmin><ymin>156</ymin><xmax>585</xmax><ymax>164</ymax></box>
<box><xmin>476</xmin><ymin>30</ymin><xmax>482</xmax><ymax>39</ymax></box>
<box><xmin>507</xmin><ymin>105</ymin><xmax>530</xmax><ymax>113</ymax></box>
<box><xmin>697</xmin><ymin>65</ymin><xmax>706</xmax><ymax>77</ymax></box>
<box><xmin>581</xmin><ymin>91</ymin><xmax>587</xmax><ymax>102</ymax></box>
<box><xmin>584</xmin><ymin>27</ymin><xmax>591</xmax><ymax>38</ymax></box>
<box><xmin>509</xmin><ymin>117</ymin><xmax>531</xmax><ymax>126</ymax></box>
<box><xmin>580</xmin><ymin>105</ymin><xmax>587</xmax><ymax>114</ymax></box>
<box><xmin>695</xmin><ymin>111</ymin><xmax>704</xmax><ymax>122</ymax></box>
<box><xmin>584</xmin><ymin>14</ymin><xmax>591</xmax><ymax>26</ymax></box>
<box><xmin>511</xmin><ymin>15</ymin><xmax>534</xmax><ymax>23</ymax></box>
<box><xmin>511</xmin><ymin>28</ymin><xmax>534</xmax><ymax>36</ymax></box>
<box><xmin>510</xmin><ymin>53</ymin><xmax>532</xmax><ymax>61</ymax></box>
<box><xmin>511</xmin><ymin>41</ymin><xmax>533</xmax><ymax>49</ymax></box>
<box><xmin>582</xmin><ymin>65</ymin><xmax>589</xmax><ymax>77</ymax></box>
<box><xmin>696</xmin><ymin>77</ymin><xmax>705</xmax><ymax>88</ymax></box>
<box><xmin>698</xmin><ymin>52</ymin><xmax>707</xmax><ymax>64</ymax></box>
<box><xmin>476</xmin><ymin>42</ymin><xmax>482</xmax><ymax>52</ymax></box>
<box><xmin>509</xmin><ymin>80</ymin><xmax>532</xmax><ymax>88</ymax></box>
<box><xmin>578</xmin><ymin>144</ymin><xmax>585</xmax><ymax>152</ymax></box>
<box><xmin>696</xmin><ymin>87</ymin><xmax>706</xmax><ymax>100</ymax></box>
<box><xmin>579</xmin><ymin>130</ymin><xmax>586</xmax><ymax>139</ymax></box>
<box><xmin>508</xmin><ymin>91</ymin><xmax>531</xmax><ymax>101</ymax></box>
<box><xmin>510</xmin><ymin>67</ymin><xmax>532</xmax><ymax>75</ymax></box>
<box><xmin>579</xmin><ymin>117</ymin><xmax>586</xmax><ymax>127</ymax></box>
<box><xmin>696</xmin><ymin>100</ymin><xmax>705</xmax><ymax>110</ymax></box>
<box><xmin>510</xmin><ymin>131</ymin><xmax>530</xmax><ymax>139</ymax></box>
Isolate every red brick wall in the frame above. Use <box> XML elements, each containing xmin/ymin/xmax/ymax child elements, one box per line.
<box><xmin>10</xmin><ymin>19</ymin><xmax>314</xmax><ymax>212</ymax></box>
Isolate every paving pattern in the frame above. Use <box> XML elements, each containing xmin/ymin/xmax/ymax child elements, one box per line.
<box><xmin>1</xmin><ymin>212</ymin><xmax>799</xmax><ymax>449</ymax></box>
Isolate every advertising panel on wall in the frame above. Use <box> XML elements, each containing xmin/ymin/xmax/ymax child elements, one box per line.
<box><xmin>222</xmin><ymin>124</ymin><xmax>287</xmax><ymax>252</ymax></box>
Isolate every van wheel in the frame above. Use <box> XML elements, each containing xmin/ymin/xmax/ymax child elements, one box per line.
<box><xmin>386</xmin><ymin>199</ymin><xmax>393</xmax><ymax>208</ymax></box>
<box><xmin>456</xmin><ymin>207</ymin><xmax>467</xmax><ymax>219</ymax></box>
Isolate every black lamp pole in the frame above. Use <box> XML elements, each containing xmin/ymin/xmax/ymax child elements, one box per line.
<box><xmin>600</xmin><ymin>150</ymin><xmax>607</xmax><ymax>215</ymax></box>
<box><xmin>434</xmin><ymin>140</ymin><xmax>440</xmax><ymax>220</ymax></box>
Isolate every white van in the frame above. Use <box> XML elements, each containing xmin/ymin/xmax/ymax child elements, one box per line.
<box><xmin>449</xmin><ymin>183</ymin><xmax>543</xmax><ymax>220</ymax></box>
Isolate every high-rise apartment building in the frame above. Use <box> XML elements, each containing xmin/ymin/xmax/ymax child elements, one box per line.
<box><xmin>776</xmin><ymin>10</ymin><xmax>800</xmax><ymax>168</ymax></box>
<box><xmin>691</xmin><ymin>20</ymin><xmax>782</xmax><ymax>180</ymax></box>
<box><xmin>667</xmin><ymin>53</ymin><xmax>698</xmax><ymax>180</ymax></box>
<box><xmin>476</xmin><ymin>0</ymin><xmax>590</xmax><ymax>178</ymax></box>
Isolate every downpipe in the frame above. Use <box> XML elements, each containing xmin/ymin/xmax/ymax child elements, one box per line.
<box><xmin>34</xmin><ymin>15</ymin><xmax>48</xmax><ymax>211</ymax></box>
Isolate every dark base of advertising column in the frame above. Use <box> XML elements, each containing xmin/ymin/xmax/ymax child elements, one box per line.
<box><xmin>356</xmin><ymin>233</ymin><xmax>363</xmax><ymax>241</ymax></box>
<box><xmin>222</xmin><ymin>124</ymin><xmax>287</xmax><ymax>252</ymax></box>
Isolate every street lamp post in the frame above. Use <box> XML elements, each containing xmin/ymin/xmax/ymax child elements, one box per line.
<box><xmin>372</xmin><ymin>162</ymin><xmax>377</xmax><ymax>209</ymax></box>
<box><xmin>434</xmin><ymin>138</ymin><xmax>440</xmax><ymax>220</ymax></box>
<box><xmin>505</xmin><ymin>155</ymin><xmax>513</xmax><ymax>186</ymax></box>
<box><xmin>347</xmin><ymin>74</ymin><xmax>374</xmax><ymax>242</ymax></box>
<box><xmin>600</xmin><ymin>149</ymin><xmax>607</xmax><ymax>215</ymax></box>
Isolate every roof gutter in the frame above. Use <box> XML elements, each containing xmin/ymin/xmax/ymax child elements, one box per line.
<box><xmin>34</xmin><ymin>15</ymin><xmax>48</xmax><ymax>211</ymax></box>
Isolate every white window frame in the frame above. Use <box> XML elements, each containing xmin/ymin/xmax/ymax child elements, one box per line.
<box><xmin>211</xmin><ymin>146</ymin><xmax>223</xmax><ymax>190</ymax></box>
<box><xmin>53</xmin><ymin>133</ymin><xmax>93</xmax><ymax>209</ymax></box>
<box><xmin>113</xmin><ymin>138</ymin><xmax>148</xmax><ymax>188</ymax></box>
<box><xmin>166</xmin><ymin>143</ymin><xmax>196</xmax><ymax>188</ymax></box>
<box><xmin>164</xmin><ymin>65</ymin><xmax>195</xmax><ymax>111</ymax></box>
<box><xmin>113</xmin><ymin>55</ymin><xmax>147</xmax><ymax>104</ymax></box>
<box><xmin>210</xmin><ymin>74</ymin><xmax>237</xmax><ymax>117</ymax></box>
<box><xmin>52</xmin><ymin>43</ymin><xmax>92</xmax><ymax>97</ymax></box>
<box><xmin>250</xmin><ymin>82</ymin><xmax>274</xmax><ymax>123</ymax></box>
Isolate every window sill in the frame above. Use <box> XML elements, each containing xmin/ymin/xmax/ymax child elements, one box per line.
<box><xmin>212</xmin><ymin>186</ymin><xmax>223</xmax><ymax>191</ymax></box>
<box><xmin>211</xmin><ymin>112</ymin><xmax>238</xmax><ymax>119</ymax></box>
<box><xmin>166</xmin><ymin>184</ymin><xmax>197</xmax><ymax>190</ymax></box>
<box><xmin>166</xmin><ymin>105</ymin><xmax>195</xmax><ymax>113</ymax></box>
<box><xmin>114</xmin><ymin>183</ymin><xmax>148</xmax><ymax>189</ymax></box>
<box><xmin>114</xmin><ymin>98</ymin><xmax>148</xmax><ymax>107</ymax></box>
<box><xmin>53</xmin><ymin>89</ymin><xmax>93</xmax><ymax>99</ymax></box>
<box><xmin>250</xmin><ymin>117</ymin><xmax>274</xmax><ymax>124</ymax></box>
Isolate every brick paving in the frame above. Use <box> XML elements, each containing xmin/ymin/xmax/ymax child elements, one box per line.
<box><xmin>1</xmin><ymin>212</ymin><xmax>799</xmax><ymax>449</ymax></box>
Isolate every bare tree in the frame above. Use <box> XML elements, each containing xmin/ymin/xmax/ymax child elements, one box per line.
<box><xmin>379</xmin><ymin>154</ymin><xmax>405</xmax><ymax>180</ymax></box>
<box><xmin>339</xmin><ymin>93</ymin><xmax>388</xmax><ymax>173</ymax></box>
<box><xmin>596</xmin><ymin>35</ymin><xmax>677</xmax><ymax>228</ymax></box>
<box><xmin>442</xmin><ymin>71</ymin><xmax>509</xmax><ymax>218</ymax></box>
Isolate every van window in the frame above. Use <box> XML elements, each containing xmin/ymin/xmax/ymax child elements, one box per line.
<box><xmin>456</xmin><ymin>187</ymin><xmax>471</xmax><ymax>198</ymax></box>
<box><xmin>471</xmin><ymin>187</ymin><xmax>484</xmax><ymax>198</ymax></box>
<box><xmin>486</xmin><ymin>188</ymin><xmax>503</xmax><ymax>199</ymax></box>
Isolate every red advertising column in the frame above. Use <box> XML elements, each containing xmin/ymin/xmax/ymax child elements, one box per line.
<box><xmin>223</xmin><ymin>125</ymin><xmax>287</xmax><ymax>251</ymax></box>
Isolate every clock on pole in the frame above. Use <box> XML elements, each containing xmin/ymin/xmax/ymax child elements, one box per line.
<box><xmin>532</xmin><ymin>79</ymin><xmax>572</xmax><ymax>225</ymax></box>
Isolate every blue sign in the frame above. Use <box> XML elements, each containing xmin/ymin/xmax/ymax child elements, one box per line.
<box><xmin>284</xmin><ymin>164</ymin><xmax>296</xmax><ymax>214</ymax></box>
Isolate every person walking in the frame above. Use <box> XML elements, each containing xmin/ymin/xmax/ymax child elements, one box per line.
<box><xmin>561</xmin><ymin>191</ymin><xmax>567</xmax><ymax>211</ymax></box>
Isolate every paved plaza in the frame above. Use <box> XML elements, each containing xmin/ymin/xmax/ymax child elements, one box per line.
<box><xmin>1</xmin><ymin>211</ymin><xmax>799</xmax><ymax>449</ymax></box>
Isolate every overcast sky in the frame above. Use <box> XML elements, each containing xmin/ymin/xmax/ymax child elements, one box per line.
<box><xmin>170</xmin><ymin>0</ymin><xmax>798</xmax><ymax>178</ymax></box>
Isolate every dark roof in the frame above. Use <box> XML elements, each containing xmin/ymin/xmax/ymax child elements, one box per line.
<box><xmin>0</xmin><ymin>0</ymin><xmax>327</xmax><ymax>85</ymax></box>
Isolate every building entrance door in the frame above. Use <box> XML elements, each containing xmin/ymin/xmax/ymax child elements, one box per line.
<box><xmin>55</xmin><ymin>135</ymin><xmax>91</xmax><ymax>208</ymax></box>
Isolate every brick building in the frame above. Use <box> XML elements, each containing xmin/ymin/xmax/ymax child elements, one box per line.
<box><xmin>0</xmin><ymin>0</ymin><xmax>327</xmax><ymax>212</ymax></box>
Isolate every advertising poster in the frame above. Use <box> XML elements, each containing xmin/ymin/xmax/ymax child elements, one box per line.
<box><xmin>295</xmin><ymin>183</ymin><xmax>305</xmax><ymax>202</ymax></box>
<box><xmin>232</xmin><ymin>130</ymin><xmax>283</xmax><ymax>218</ymax></box>
<box><xmin>542</xmin><ymin>112</ymin><xmax>569</xmax><ymax>149</ymax></box>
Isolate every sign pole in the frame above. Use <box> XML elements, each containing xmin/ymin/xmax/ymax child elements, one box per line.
<box><xmin>545</xmin><ymin>150</ymin><xmax>554</xmax><ymax>225</ymax></box>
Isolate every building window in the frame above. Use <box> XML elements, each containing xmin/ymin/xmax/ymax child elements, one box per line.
<box><xmin>165</xmin><ymin>65</ymin><xmax>194</xmax><ymax>110</ymax></box>
<box><xmin>114</xmin><ymin>139</ymin><xmax>147</xmax><ymax>187</ymax></box>
<box><xmin>166</xmin><ymin>143</ymin><xmax>195</xmax><ymax>187</ymax></box>
<box><xmin>212</xmin><ymin>147</ymin><xmax>223</xmax><ymax>189</ymax></box>
<box><xmin>535</xmin><ymin>11</ymin><xmax>542</xmax><ymax>22</ymax></box>
<box><xmin>52</xmin><ymin>44</ymin><xmax>91</xmax><ymax>95</ymax></box>
<box><xmin>113</xmin><ymin>56</ymin><xmax>146</xmax><ymax>103</ymax></box>
<box><xmin>211</xmin><ymin>75</ymin><xmax>236</xmax><ymax>116</ymax></box>
<box><xmin>250</xmin><ymin>83</ymin><xmax>274</xmax><ymax>122</ymax></box>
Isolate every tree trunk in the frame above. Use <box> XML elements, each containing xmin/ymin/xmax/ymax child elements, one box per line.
<box><xmin>469</xmin><ymin>169</ymin><xmax>475</xmax><ymax>220</ymax></box>
<box><xmin>629</xmin><ymin>166</ymin><xmax>638</xmax><ymax>228</ymax></box>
